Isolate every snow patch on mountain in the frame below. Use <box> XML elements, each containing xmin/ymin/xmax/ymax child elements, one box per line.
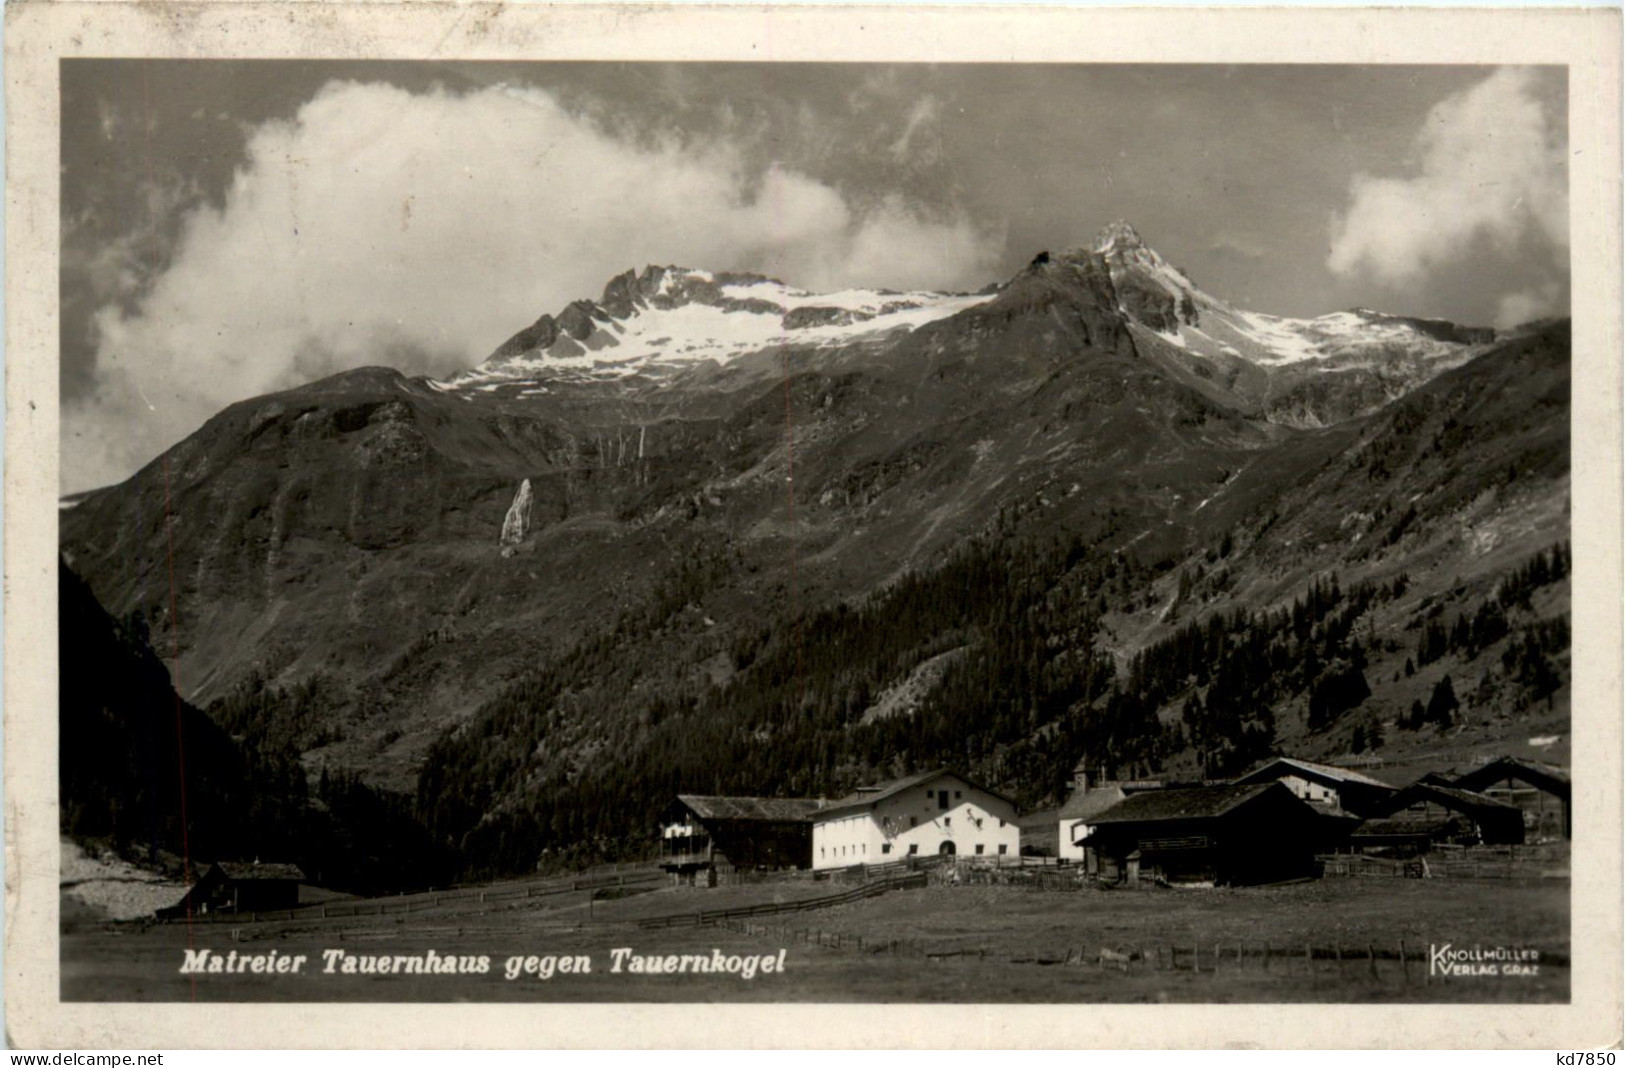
<box><xmin>444</xmin><ymin>267</ymin><xmax>994</xmax><ymax>390</ymax></box>
<box><xmin>442</xmin><ymin>228</ymin><xmax>1498</xmax><ymax>396</ymax></box>
<box><xmin>1088</xmin><ymin>222</ymin><xmax>1495</xmax><ymax>369</ymax></box>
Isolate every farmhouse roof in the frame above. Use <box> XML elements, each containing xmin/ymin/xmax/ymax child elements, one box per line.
<box><xmin>213</xmin><ymin>861</ymin><xmax>306</xmax><ymax>882</ymax></box>
<box><xmin>1379</xmin><ymin>781</ymin><xmax>1522</xmax><ymax>817</ymax></box>
<box><xmin>1089</xmin><ymin>783</ymin><xmax>1279</xmax><ymax>825</ymax></box>
<box><xmin>1058</xmin><ymin>785</ymin><xmax>1127</xmax><ymax>822</ymax></box>
<box><xmin>1235</xmin><ymin>756</ymin><xmax>1395</xmax><ymax>790</ymax></box>
<box><xmin>1450</xmin><ymin>756</ymin><xmax>1571</xmax><ymax>797</ymax></box>
<box><xmin>814</xmin><ymin>767</ymin><xmax>1015</xmax><ymax>820</ymax></box>
<box><xmin>676</xmin><ymin>795</ymin><xmax>829</xmax><ymax>822</ymax></box>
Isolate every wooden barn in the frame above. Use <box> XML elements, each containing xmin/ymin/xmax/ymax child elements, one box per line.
<box><xmin>1232</xmin><ymin>756</ymin><xmax>1397</xmax><ymax>817</ymax></box>
<box><xmin>156</xmin><ymin>861</ymin><xmax>306</xmax><ymax>919</ymax></box>
<box><xmin>811</xmin><ymin>768</ymin><xmax>1020</xmax><ymax>869</ymax></box>
<box><xmin>1448</xmin><ymin>756</ymin><xmax>1570</xmax><ymax>840</ymax></box>
<box><xmin>1087</xmin><ymin>782</ymin><xmax>1347</xmax><ymax>886</ymax></box>
<box><xmin>659</xmin><ymin>795</ymin><xmax>827</xmax><ymax>883</ymax></box>
<box><xmin>1351</xmin><ymin>782</ymin><xmax>1526</xmax><ymax>853</ymax></box>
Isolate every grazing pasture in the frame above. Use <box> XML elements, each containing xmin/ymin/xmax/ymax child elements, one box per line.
<box><xmin>62</xmin><ymin>872</ymin><xmax>1567</xmax><ymax>1002</ymax></box>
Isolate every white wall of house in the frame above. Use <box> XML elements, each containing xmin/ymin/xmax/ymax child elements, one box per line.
<box><xmin>1059</xmin><ymin>820</ymin><xmax>1094</xmax><ymax>862</ymax></box>
<box><xmin>1275</xmin><ymin>773</ymin><xmax>1338</xmax><ymax>806</ymax></box>
<box><xmin>812</xmin><ymin>774</ymin><xmax>1019</xmax><ymax>869</ymax></box>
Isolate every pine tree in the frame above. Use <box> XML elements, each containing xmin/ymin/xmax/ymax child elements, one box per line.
<box><xmin>1426</xmin><ymin>675</ymin><xmax>1460</xmax><ymax>728</ymax></box>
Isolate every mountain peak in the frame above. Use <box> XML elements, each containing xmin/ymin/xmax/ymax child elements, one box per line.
<box><xmin>1093</xmin><ymin>220</ymin><xmax>1148</xmax><ymax>255</ymax></box>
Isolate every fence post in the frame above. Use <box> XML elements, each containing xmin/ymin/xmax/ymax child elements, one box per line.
<box><xmin>1304</xmin><ymin>943</ymin><xmax>1312</xmax><ymax>979</ymax></box>
<box><xmin>1368</xmin><ymin>942</ymin><xmax>1378</xmax><ymax>979</ymax></box>
<box><xmin>1193</xmin><ymin>943</ymin><xmax>1199</xmax><ymax>973</ymax></box>
<box><xmin>1400</xmin><ymin>940</ymin><xmax>1410</xmax><ymax>984</ymax></box>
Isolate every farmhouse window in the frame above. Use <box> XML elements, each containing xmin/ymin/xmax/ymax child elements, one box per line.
<box><xmin>910</xmin><ymin>816</ymin><xmax>917</xmax><ymax>828</ymax></box>
<box><xmin>998</xmin><ymin>844</ymin><xmax>1008</xmax><ymax>855</ymax></box>
<box><xmin>955</xmin><ymin>791</ymin><xmax>962</xmax><ymax>799</ymax></box>
<box><xmin>908</xmin><ymin>844</ymin><xmax>919</xmax><ymax>855</ymax></box>
<box><xmin>882</xmin><ymin>844</ymin><xmax>892</xmax><ymax>854</ymax></box>
<box><xmin>975</xmin><ymin>844</ymin><xmax>985</xmax><ymax>855</ymax></box>
<box><xmin>944</xmin><ymin>817</ymin><xmax>951</xmax><ymax>827</ymax></box>
<box><xmin>938</xmin><ymin>791</ymin><xmax>949</xmax><ymax>810</ymax></box>
<box><xmin>998</xmin><ymin>819</ymin><xmax>1005</xmax><ymax>827</ymax></box>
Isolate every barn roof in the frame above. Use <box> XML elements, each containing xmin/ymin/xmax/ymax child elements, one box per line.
<box><xmin>814</xmin><ymin>768</ymin><xmax>1015</xmax><ymax>820</ymax></box>
<box><xmin>1380</xmin><ymin>782</ymin><xmax>1522</xmax><ymax>817</ymax></box>
<box><xmin>1058</xmin><ymin>785</ymin><xmax>1127</xmax><ymax>822</ymax></box>
<box><xmin>1235</xmin><ymin>757</ymin><xmax>1395</xmax><ymax>790</ymax></box>
<box><xmin>213</xmin><ymin>861</ymin><xmax>306</xmax><ymax>882</ymax></box>
<box><xmin>1450</xmin><ymin>756</ymin><xmax>1571</xmax><ymax>797</ymax></box>
<box><xmin>1089</xmin><ymin>783</ymin><xmax>1279</xmax><ymax>825</ymax></box>
<box><xmin>676</xmin><ymin>795</ymin><xmax>828</xmax><ymax>823</ymax></box>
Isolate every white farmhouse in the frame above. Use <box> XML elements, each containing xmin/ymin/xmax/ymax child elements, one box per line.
<box><xmin>1231</xmin><ymin>756</ymin><xmax>1396</xmax><ymax>817</ymax></box>
<box><xmin>1056</xmin><ymin>773</ymin><xmax>1167</xmax><ymax>866</ymax></box>
<box><xmin>811</xmin><ymin>768</ymin><xmax>1019</xmax><ymax>869</ymax></box>
<box><xmin>1056</xmin><ymin>784</ymin><xmax>1126</xmax><ymax>864</ymax></box>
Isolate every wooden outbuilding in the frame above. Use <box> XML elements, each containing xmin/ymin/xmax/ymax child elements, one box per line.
<box><xmin>1448</xmin><ymin>756</ymin><xmax>1570</xmax><ymax>840</ymax></box>
<box><xmin>157</xmin><ymin>861</ymin><xmax>306</xmax><ymax>919</ymax></box>
<box><xmin>1351</xmin><ymin>782</ymin><xmax>1526</xmax><ymax>852</ymax></box>
<box><xmin>659</xmin><ymin>795</ymin><xmax>827</xmax><ymax>883</ymax></box>
<box><xmin>1087</xmin><ymin>782</ymin><xmax>1346</xmax><ymax>886</ymax></box>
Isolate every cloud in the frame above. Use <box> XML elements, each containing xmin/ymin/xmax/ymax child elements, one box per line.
<box><xmin>1495</xmin><ymin>281</ymin><xmax>1566</xmax><ymax>330</ymax></box>
<box><xmin>61</xmin><ymin>172</ymin><xmax>203</xmax><ymax>403</ymax></box>
<box><xmin>65</xmin><ymin>80</ymin><xmax>999</xmax><ymax>492</ymax></box>
<box><xmin>888</xmin><ymin>95</ymin><xmax>942</xmax><ymax>164</ymax></box>
<box><xmin>1327</xmin><ymin>68</ymin><xmax>1567</xmax><ymax>287</ymax></box>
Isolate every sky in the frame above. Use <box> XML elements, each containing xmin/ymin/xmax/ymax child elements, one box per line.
<box><xmin>61</xmin><ymin>62</ymin><xmax>1569</xmax><ymax>493</ymax></box>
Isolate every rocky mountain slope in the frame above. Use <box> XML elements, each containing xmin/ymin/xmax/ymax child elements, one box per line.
<box><xmin>60</xmin><ymin>223</ymin><xmax>1569</xmax><ymax>878</ymax></box>
<box><xmin>58</xmin><ymin>559</ymin><xmax>454</xmax><ymax>893</ymax></box>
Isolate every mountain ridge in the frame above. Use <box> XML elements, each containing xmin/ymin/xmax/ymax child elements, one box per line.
<box><xmin>59</xmin><ymin>220</ymin><xmax>1569</xmax><ymax>880</ymax></box>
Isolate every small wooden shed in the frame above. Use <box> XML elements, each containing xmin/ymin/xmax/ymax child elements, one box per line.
<box><xmin>1352</xmin><ymin>782</ymin><xmax>1526</xmax><ymax>852</ymax></box>
<box><xmin>157</xmin><ymin>861</ymin><xmax>306</xmax><ymax>919</ymax></box>
<box><xmin>1448</xmin><ymin>757</ymin><xmax>1570</xmax><ymax>840</ymax></box>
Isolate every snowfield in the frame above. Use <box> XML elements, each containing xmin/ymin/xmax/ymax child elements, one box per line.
<box><xmin>444</xmin><ymin>270</ymin><xmax>994</xmax><ymax>390</ymax></box>
<box><xmin>444</xmin><ymin>240</ymin><xmax>1493</xmax><ymax>393</ymax></box>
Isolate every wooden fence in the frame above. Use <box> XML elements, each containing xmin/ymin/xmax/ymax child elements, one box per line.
<box><xmin>1321</xmin><ymin>843</ymin><xmax>1570</xmax><ymax>881</ymax></box>
<box><xmin>636</xmin><ymin>871</ymin><xmax>928</xmax><ymax>930</ymax></box>
<box><xmin>708</xmin><ymin>920</ymin><xmax>1569</xmax><ymax>985</ymax></box>
<box><xmin>166</xmin><ymin>868</ymin><xmax>664</xmax><ymax>927</ymax></box>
